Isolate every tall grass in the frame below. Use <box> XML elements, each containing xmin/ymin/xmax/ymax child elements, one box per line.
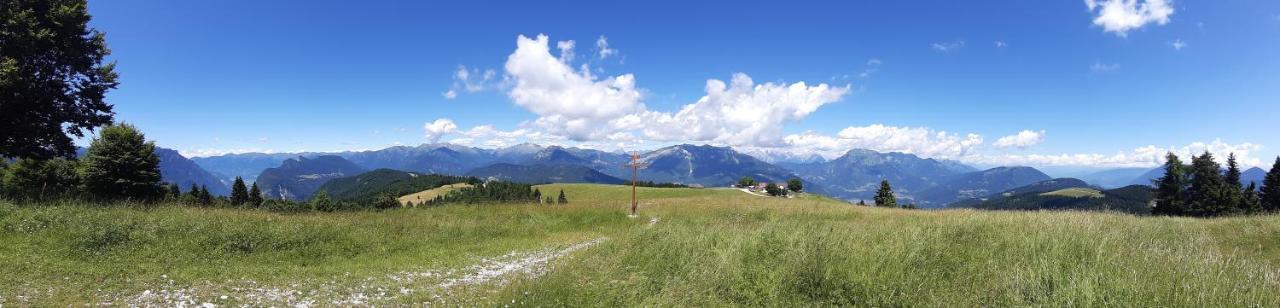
<box><xmin>2</xmin><ymin>184</ymin><xmax>1278</xmax><ymax>306</ymax></box>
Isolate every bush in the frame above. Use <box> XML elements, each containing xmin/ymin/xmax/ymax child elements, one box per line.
<box><xmin>2</xmin><ymin>158</ymin><xmax>81</xmax><ymax>200</ymax></box>
<box><xmin>79</xmin><ymin>123</ymin><xmax>164</xmax><ymax>201</ymax></box>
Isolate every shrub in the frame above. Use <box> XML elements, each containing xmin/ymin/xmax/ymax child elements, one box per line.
<box><xmin>79</xmin><ymin>123</ymin><xmax>163</xmax><ymax>201</ymax></box>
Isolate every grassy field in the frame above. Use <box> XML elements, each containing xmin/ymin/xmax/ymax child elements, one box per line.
<box><xmin>1039</xmin><ymin>187</ymin><xmax>1105</xmax><ymax>198</ymax></box>
<box><xmin>397</xmin><ymin>183</ymin><xmax>473</xmax><ymax>206</ymax></box>
<box><xmin>2</xmin><ymin>184</ymin><xmax>1279</xmax><ymax>306</ymax></box>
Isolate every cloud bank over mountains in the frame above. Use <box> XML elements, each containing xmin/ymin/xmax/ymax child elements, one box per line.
<box><xmin>417</xmin><ymin>33</ymin><xmax>1262</xmax><ymax>169</ymax></box>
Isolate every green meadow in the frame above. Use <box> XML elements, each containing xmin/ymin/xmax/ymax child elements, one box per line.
<box><xmin>2</xmin><ymin>184</ymin><xmax>1278</xmax><ymax>306</ymax></box>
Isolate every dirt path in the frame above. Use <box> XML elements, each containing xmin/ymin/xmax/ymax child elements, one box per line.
<box><xmin>105</xmin><ymin>237</ymin><xmax>608</xmax><ymax>306</ymax></box>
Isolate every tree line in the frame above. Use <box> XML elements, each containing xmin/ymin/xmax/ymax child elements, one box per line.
<box><xmin>1152</xmin><ymin>152</ymin><xmax>1280</xmax><ymax>217</ymax></box>
<box><xmin>412</xmin><ymin>181</ymin><xmax>563</xmax><ymax>206</ymax></box>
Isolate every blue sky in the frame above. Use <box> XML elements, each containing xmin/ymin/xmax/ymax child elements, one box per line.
<box><xmin>83</xmin><ymin>0</ymin><xmax>1280</xmax><ymax>169</ymax></box>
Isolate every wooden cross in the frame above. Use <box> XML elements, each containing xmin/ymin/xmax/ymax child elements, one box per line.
<box><xmin>622</xmin><ymin>152</ymin><xmax>649</xmax><ymax>217</ymax></box>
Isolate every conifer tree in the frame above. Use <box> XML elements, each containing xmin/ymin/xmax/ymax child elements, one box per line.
<box><xmin>248</xmin><ymin>182</ymin><xmax>263</xmax><ymax>208</ymax></box>
<box><xmin>187</xmin><ymin>184</ymin><xmax>200</xmax><ymax>200</ymax></box>
<box><xmin>874</xmin><ymin>180</ymin><xmax>897</xmax><ymax>208</ymax></box>
<box><xmin>167</xmin><ymin>183</ymin><xmax>181</xmax><ymax>200</ymax></box>
<box><xmin>1243</xmin><ymin>182</ymin><xmax>1262</xmax><ymax>214</ymax></box>
<box><xmin>857</xmin><ymin>200</ymin><xmax>866</xmax><ymax>206</ymax></box>
<box><xmin>1261</xmin><ymin>157</ymin><xmax>1280</xmax><ymax>212</ymax></box>
<box><xmin>198</xmin><ymin>185</ymin><xmax>213</xmax><ymax>205</ymax></box>
<box><xmin>557</xmin><ymin>189</ymin><xmax>567</xmax><ymax>204</ymax></box>
<box><xmin>533</xmin><ymin>188</ymin><xmax>542</xmax><ymax>204</ymax></box>
<box><xmin>1223</xmin><ymin>153</ymin><xmax>1245</xmax><ymax>214</ymax></box>
<box><xmin>1152</xmin><ymin>152</ymin><xmax>1189</xmax><ymax>216</ymax></box>
<box><xmin>1187</xmin><ymin>152</ymin><xmax>1228</xmax><ymax>216</ymax></box>
<box><xmin>230</xmin><ymin>177</ymin><xmax>249</xmax><ymax>206</ymax></box>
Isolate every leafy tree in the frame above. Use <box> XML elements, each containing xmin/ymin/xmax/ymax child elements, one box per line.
<box><xmin>765</xmin><ymin>183</ymin><xmax>785</xmax><ymax>196</ymax></box>
<box><xmin>2</xmin><ymin>158</ymin><xmax>80</xmax><ymax>200</ymax></box>
<box><xmin>557</xmin><ymin>189</ymin><xmax>568</xmax><ymax>204</ymax></box>
<box><xmin>372</xmin><ymin>195</ymin><xmax>400</xmax><ymax>210</ymax></box>
<box><xmin>874</xmin><ymin>180</ymin><xmax>896</xmax><ymax>208</ymax></box>
<box><xmin>1186</xmin><ymin>152</ymin><xmax>1228</xmax><ymax>217</ymax></box>
<box><xmin>1</xmin><ymin>0</ymin><xmax>118</xmax><ymax>159</ymax></box>
<box><xmin>248</xmin><ymin>182</ymin><xmax>263</xmax><ymax>208</ymax></box>
<box><xmin>230</xmin><ymin>176</ymin><xmax>248</xmax><ymax>206</ymax></box>
<box><xmin>902</xmin><ymin>203</ymin><xmax>917</xmax><ymax>209</ymax></box>
<box><xmin>310</xmin><ymin>190</ymin><xmax>335</xmax><ymax>212</ymax></box>
<box><xmin>1152</xmin><ymin>152</ymin><xmax>1189</xmax><ymax>216</ymax></box>
<box><xmin>1262</xmin><ymin>157</ymin><xmax>1280</xmax><ymax>212</ymax></box>
<box><xmin>738</xmin><ymin>176</ymin><xmax>755</xmax><ymax>188</ymax></box>
<box><xmin>79</xmin><ymin>124</ymin><xmax>163</xmax><ymax>201</ymax></box>
<box><xmin>786</xmin><ymin>178</ymin><xmax>803</xmax><ymax>193</ymax></box>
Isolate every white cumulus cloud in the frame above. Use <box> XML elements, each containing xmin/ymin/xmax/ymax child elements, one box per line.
<box><xmin>423</xmin><ymin>118</ymin><xmax>459</xmax><ymax>142</ymax></box>
<box><xmin>641</xmin><ymin>73</ymin><xmax>850</xmax><ymax>147</ymax></box>
<box><xmin>1084</xmin><ymin>0</ymin><xmax>1174</xmax><ymax>36</ymax></box>
<box><xmin>505</xmin><ymin>34</ymin><xmax>644</xmax><ymax>141</ymax></box>
<box><xmin>994</xmin><ymin>130</ymin><xmax>1046</xmax><ymax>149</ymax></box>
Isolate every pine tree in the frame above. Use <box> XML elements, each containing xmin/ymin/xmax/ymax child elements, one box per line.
<box><xmin>79</xmin><ymin>123</ymin><xmax>163</xmax><ymax>201</ymax></box>
<box><xmin>874</xmin><ymin>180</ymin><xmax>897</xmax><ymax>208</ymax></box>
<box><xmin>165</xmin><ymin>183</ymin><xmax>178</xmax><ymax>198</ymax></box>
<box><xmin>1223</xmin><ymin>153</ymin><xmax>1245</xmax><ymax>214</ymax></box>
<box><xmin>1243</xmin><ymin>182</ymin><xmax>1262</xmax><ymax>214</ymax></box>
<box><xmin>1261</xmin><ymin>157</ymin><xmax>1280</xmax><ymax>212</ymax></box>
<box><xmin>557</xmin><ymin>189</ymin><xmax>568</xmax><ymax>204</ymax></box>
<box><xmin>187</xmin><ymin>184</ymin><xmax>200</xmax><ymax>200</ymax></box>
<box><xmin>1187</xmin><ymin>152</ymin><xmax>1228</xmax><ymax>217</ymax></box>
<box><xmin>230</xmin><ymin>177</ymin><xmax>249</xmax><ymax>206</ymax></box>
<box><xmin>248</xmin><ymin>182</ymin><xmax>263</xmax><ymax>208</ymax></box>
<box><xmin>533</xmin><ymin>188</ymin><xmax>542</xmax><ymax>204</ymax></box>
<box><xmin>1152</xmin><ymin>152</ymin><xmax>1189</xmax><ymax>216</ymax></box>
<box><xmin>198</xmin><ymin>185</ymin><xmax>213</xmax><ymax>206</ymax></box>
<box><xmin>857</xmin><ymin>200</ymin><xmax>867</xmax><ymax>206</ymax></box>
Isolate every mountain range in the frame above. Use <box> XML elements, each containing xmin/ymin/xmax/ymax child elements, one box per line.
<box><xmin>255</xmin><ymin>155</ymin><xmax>366</xmax><ymax>201</ymax></box>
<box><xmin>198</xmin><ymin>142</ymin><xmax>1067</xmax><ymax>206</ymax></box>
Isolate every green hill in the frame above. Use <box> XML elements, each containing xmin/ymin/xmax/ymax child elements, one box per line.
<box><xmin>315</xmin><ymin>168</ymin><xmax>474</xmax><ymax>202</ymax></box>
<box><xmin>2</xmin><ymin>184</ymin><xmax>1276</xmax><ymax>306</ymax></box>
<box><xmin>955</xmin><ymin>184</ymin><xmax>1153</xmax><ymax>214</ymax></box>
